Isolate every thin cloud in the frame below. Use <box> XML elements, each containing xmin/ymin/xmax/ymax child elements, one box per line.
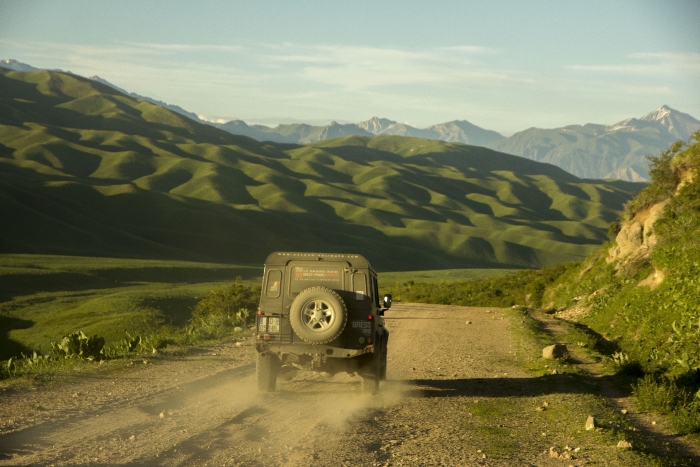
<box><xmin>262</xmin><ymin>44</ymin><xmax>531</xmax><ymax>90</ymax></box>
<box><xmin>567</xmin><ymin>52</ymin><xmax>700</xmax><ymax>76</ymax></box>
<box><xmin>0</xmin><ymin>39</ymin><xmax>246</xmax><ymax>63</ymax></box>
<box><xmin>118</xmin><ymin>41</ymin><xmax>246</xmax><ymax>53</ymax></box>
<box><xmin>439</xmin><ymin>45</ymin><xmax>500</xmax><ymax>54</ymax></box>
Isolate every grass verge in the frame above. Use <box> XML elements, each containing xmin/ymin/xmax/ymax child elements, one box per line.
<box><xmin>0</xmin><ymin>255</ymin><xmax>262</xmax><ymax>382</ymax></box>
<box><xmin>491</xmin><ymin>307</ymin><xmax>699</xmax><ymax>465</ymax></box>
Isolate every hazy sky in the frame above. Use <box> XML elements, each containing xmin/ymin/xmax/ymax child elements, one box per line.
<box><xmin>1</xmin><ymin>0</ymin><xmax>699</xmax><ymax>134</ymax></box>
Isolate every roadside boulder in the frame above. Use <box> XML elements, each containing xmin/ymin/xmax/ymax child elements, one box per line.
<box><xmin>542</xmin><ymin>344</ymin><xmax>569</xmax><ymax>360</ymax></box>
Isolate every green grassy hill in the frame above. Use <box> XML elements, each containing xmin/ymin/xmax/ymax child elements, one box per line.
<box><xmin>0</xmin><ymin>68</ymin><xmax>644</xmax><ymax>271</ymax></box>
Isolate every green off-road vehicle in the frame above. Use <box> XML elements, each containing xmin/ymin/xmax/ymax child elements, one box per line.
<box><xmin>255</xmin><ymin>252</ymin><xmax>392</xmax><ymax>393</ymax></box>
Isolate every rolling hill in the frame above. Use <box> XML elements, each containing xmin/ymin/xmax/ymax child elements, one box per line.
<box><xmin>0</xmin><ymin>68</ymin><xmax>645</xmax><ymax>270</ymax></box>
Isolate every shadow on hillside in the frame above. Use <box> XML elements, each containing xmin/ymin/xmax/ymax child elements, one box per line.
<box><xmin>0</xmin><ymin>272</ymin><xmax>126</xmax><ymax>303</ymax></box>
<box><xmin>2</xmin><ymin>160</ymin><xmax>509</xmax><ymax>271</ymax></box>
<box><xmin>528</xmin><ymin>311</ymin><xmax>621</xmax><ymax>357</ymax></box>
<box><xmin>0</xmin><ymin>316</ymin><xmax>34</xmax><ymax>360</ymax></box>
<box><xmin>0</xmin><ymin>267</ymin><xmax>261</xmax><ymax>303</ymax></box>
<box><xmin>568</xmin><ymin>321</ymin><xmax>621</xmax><ymax>355</ymax></box>
<box><xmin>140</xmin><ymin>296</ymin><xmax>200</xmax><ymax>327</ymax></box>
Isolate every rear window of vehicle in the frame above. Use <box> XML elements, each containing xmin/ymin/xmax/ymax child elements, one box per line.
<box><xmin>266</xmin><ymin>269</ymin><xmax>282</xmax><ymax>298</ymax></box>
<box><xmin>289</xmin><ymin>265</ymin><xmax>343</xmax><ymax>294</ymax></box>
<box><xmin>353</xmin><ymin>272</ymin><xmax>367</xmax><ymax>300</ymax></box>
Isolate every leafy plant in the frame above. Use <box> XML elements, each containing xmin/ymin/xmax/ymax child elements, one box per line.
<box><xmin>611</xmin><ymin>351</ymin><xmax>630</xmax><ymax>366</ymax></box>
<box><xmin>21</xmin><ymin>351</ymin><xmax>50</xmax><ymax>367</ymax></box>
<box><xmin>123</xmin><ymin>332</ymin><xmax>143</xmax><ymax>352</ymax></box>
<box><xmin>5</xmin><ymin>357</ymin><xmax>15</xmax><ymax>376</ymax></box>
<box><xmin>51</xmin><ymin>331</ymin><xmax>105</xmax><ymax>360</ymax></box>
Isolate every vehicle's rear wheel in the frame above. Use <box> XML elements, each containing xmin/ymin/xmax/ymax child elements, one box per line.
<box><xmin>380</xmin><ymin>346</ymin><xmax>387</xmax><ymax>381</ymax></box>
<box><xmin>380</xmin><ymin>329</ymin><xmax>388</xmax><ymax>381</ymax></box>
<box><xmin>290</xmin><ymin>287</ymin><xmax>348</xmax><ymax>344</ymax></box>
<box><xmin>360</xmin><ymin>367</ymin><xmax>379</xmax><ymax>394</ymax></box>
<box><xmin>257</xmin><ymin>352</ymin><xmax>280</xmax><ymax>392</ymax></box>
<box><xmin>361</xmin><ymin>344</ymin><xmax>381</xmax><ymax>394</ymax></box>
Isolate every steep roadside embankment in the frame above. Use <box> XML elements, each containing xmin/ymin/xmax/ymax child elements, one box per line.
<box><xmin>543</xmin><ymin>132</ymin><xmax>700</xmax><ymax>435</ymax></box>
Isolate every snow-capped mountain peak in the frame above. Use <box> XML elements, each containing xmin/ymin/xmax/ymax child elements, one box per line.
<box><xmin>605</xmin><ymin>105</ymin><xmax>700</xmax><ymax>140</ymax></box>
<box><xmin>0</xmin><ymin>59</ymin><xmax>40</xmax><ymax>72</ymax></box>
<box><xmin>640</xmin><ymin>104</ymin><xmax>674</xmax><ymax>122</ymax></box>
<box><xmin>357</xmin><ymin>117</ymin><xmax>397</xmax><ymax>134</ymax></box>
<box><xmin>639</xmin><ymin>105</ymin><xmax>700</xmax><ymax>140</ymax></box>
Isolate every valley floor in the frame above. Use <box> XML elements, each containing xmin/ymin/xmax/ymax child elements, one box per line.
<box><xmin>1</xmin><ymin>304</ymin><xmax>698</xmax><ymax>466</ymax></box>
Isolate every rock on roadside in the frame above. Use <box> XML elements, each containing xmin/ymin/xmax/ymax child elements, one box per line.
<box><xmin>542</xmin><ymin>343</ymin><xmax>569</xmax><ymax>360</ymax></box>
<box><xmin>585</xmin><ymin>416</ymin><xmax>596</xmax><ymax>431</ymax></box>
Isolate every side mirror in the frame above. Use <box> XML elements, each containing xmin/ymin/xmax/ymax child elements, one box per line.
<box><xmin>383</xmin><ymin>294</ymin><xmax>392</xmax><ymax>309</ymax></box>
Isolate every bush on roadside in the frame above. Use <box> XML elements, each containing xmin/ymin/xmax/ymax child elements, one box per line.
<box><xmin>670</xmin><ymin>397</ymin><xmax>700</xmax><ymax>435</ymax></box>
<box><xmin>184</xmin><ymin>280</ymin><xmax>260</xmax><ymax>341</ymax></box>
<box><xmin>633</xmin><ymin>374</ymin><xmax>700</xmax><ymax>434</ymax></box>
<box><xmin>383</xmin><ymin>263</ymin><xmax>575</xmax><ymax>308</ymax></box>
<box><xmin>633</xmin><ymin>374</ymin><xmax>680</xmax><ymax>415</ymax></box>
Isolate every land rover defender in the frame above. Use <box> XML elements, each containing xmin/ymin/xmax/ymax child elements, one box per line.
<box><xmin>255</xmin><ymin>252</ymin><xmax>392</xmax><ymax>393</ymax></box>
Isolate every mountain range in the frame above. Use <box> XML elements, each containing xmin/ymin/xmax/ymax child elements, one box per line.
<box><xmin>2</xmin><ymin>58</ymin><xmax>698</xmax><ymax>182</ymax></box>
<box><xmin>216</xmin><ymin>117</ymin><xmax>505</xmax><ymax>147</ymax></box>
<box><xmin>217</xmin><ymin>107</ymin><xmax>700</xmax><ymax>181</ymax></box>
<box><xmin>0</xmin><ymin>67</ymin><xmax>644</xmax><ymax>270</ymax></box>
<box><xmin>486</xmin><ymin>106</ymin><xmax>700</xmax><ymax>181</ymax></box>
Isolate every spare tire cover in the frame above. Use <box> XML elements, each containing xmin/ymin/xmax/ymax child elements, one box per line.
<box><xmin>289</xmin><ymin>286</ymin><xmax>348</xmax><ymax>344</ymax></box>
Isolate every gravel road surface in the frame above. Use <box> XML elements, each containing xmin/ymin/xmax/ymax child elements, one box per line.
<box><xmin>1</xmin><ymin>303</ymin><xmax>696</xmax><ymax>466</ymax></box>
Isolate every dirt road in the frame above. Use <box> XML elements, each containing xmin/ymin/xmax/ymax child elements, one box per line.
<box><xmin>1</xmin><ymin>304</ymin><xmax>697</xmax><ymax>466</ymax></box>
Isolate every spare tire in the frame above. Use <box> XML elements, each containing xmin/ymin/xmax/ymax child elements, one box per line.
<box><xmin>290</xmin><ymin>287</ymin><xmax>348</xmax><ymax>344</ymax></box>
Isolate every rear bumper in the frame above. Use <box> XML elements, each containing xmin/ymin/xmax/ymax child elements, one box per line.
<box><xmin>257</xmin><ymin>342</ymin><xmax>375</xmax><ymax>373</ymax></box>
